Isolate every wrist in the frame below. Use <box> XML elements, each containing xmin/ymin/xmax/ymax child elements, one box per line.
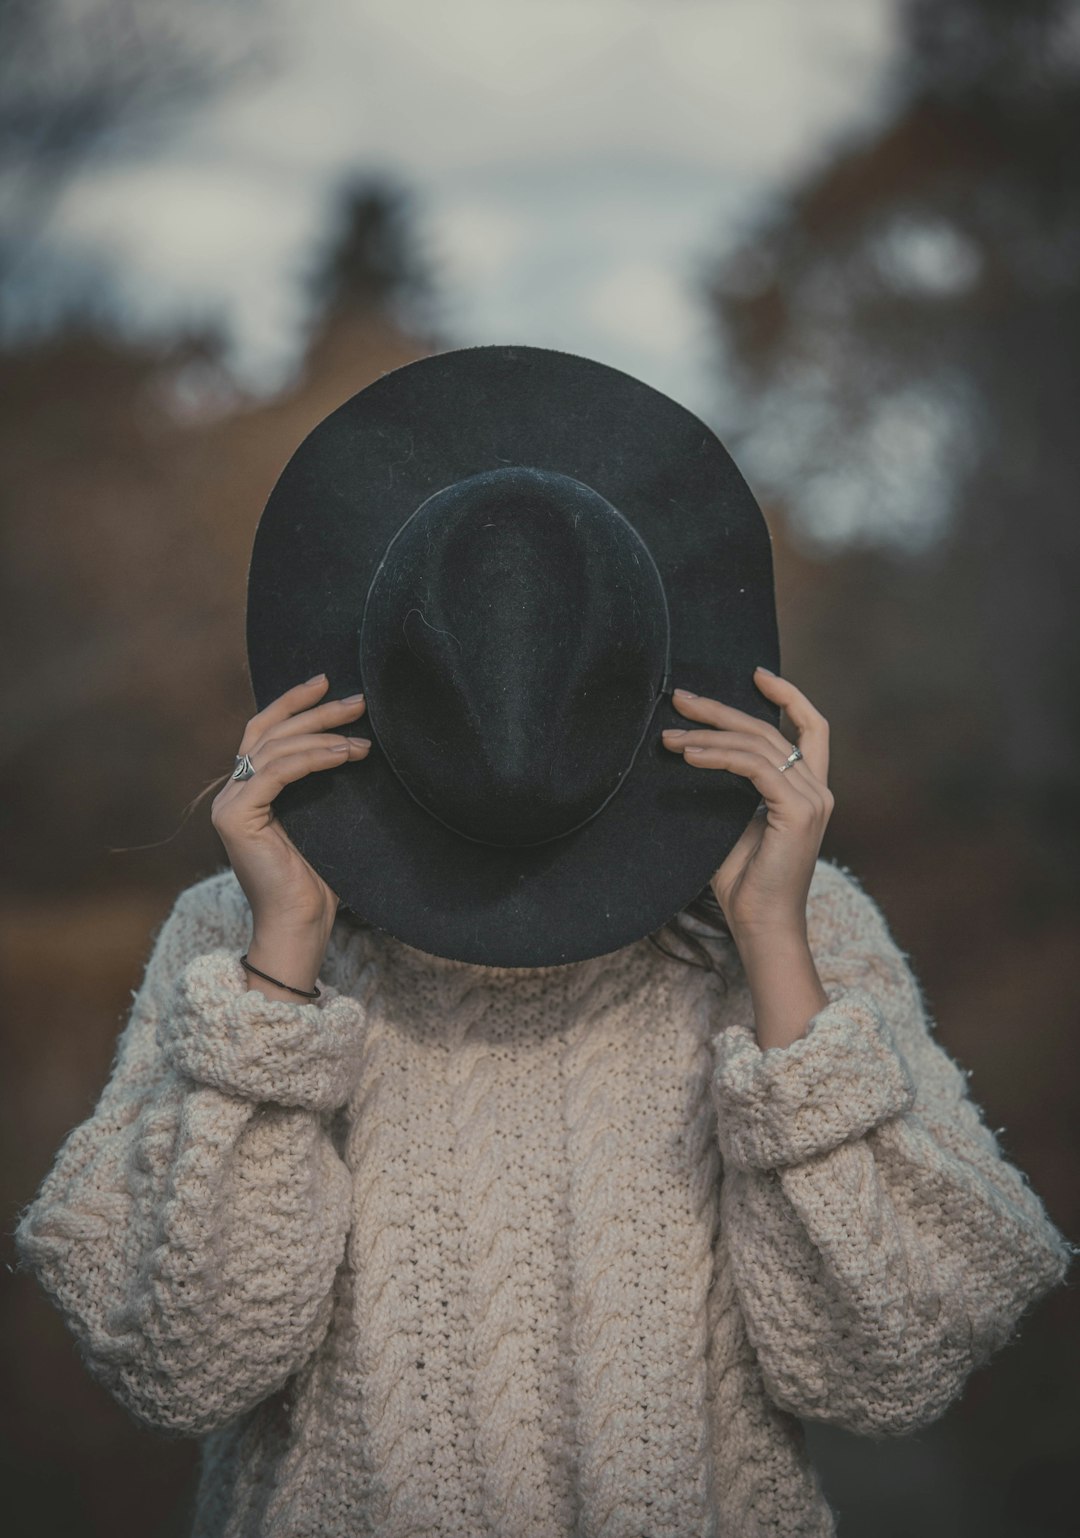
<box><xmin>246</xmin><ymin>927</ymin><xmax>331</xmax><ymax>1001</ymax></box>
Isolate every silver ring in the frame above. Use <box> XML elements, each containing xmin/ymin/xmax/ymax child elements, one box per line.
<box><xmin>233</xmin><ymin>753</ymin><xmax>256</xmax><ymax>781</ymax></box>
<box><xmin>776</xmin><ymin>746</ymin><xmax>803</xmax><ymax>774</ymax></box>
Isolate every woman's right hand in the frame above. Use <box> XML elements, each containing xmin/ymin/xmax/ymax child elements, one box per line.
<box><xmin>211</xmin><ymin>674</ymin><xmax>371</xmax><ymax>940</ymax></box>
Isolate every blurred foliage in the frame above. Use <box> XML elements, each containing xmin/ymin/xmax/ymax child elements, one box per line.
<box><xmin>705</xmin><ymin>0</ymin><xmax>1080</xmax><ymax>894</ymax></box>
<box><xmin>0</xmin><ymin>176</ymin><xmax>439</xmax><ymax>899</ymax></box>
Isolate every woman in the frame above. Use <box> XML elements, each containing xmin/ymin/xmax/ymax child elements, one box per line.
<box><xmin>14</xmin><ymin>344</ymin><xmax>1075</xmax><ymax>1535</ymax></box>
<box><xmin>14</xmin><ymin>667</ymin><xmax>1073</xmax><ymax>1537</ymax></box>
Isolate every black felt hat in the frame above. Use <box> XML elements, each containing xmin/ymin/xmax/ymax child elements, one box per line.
<box><xmin>245</xmin><ymin>343</ymin><xmax>780</xmax><ymax>968</ymax></box>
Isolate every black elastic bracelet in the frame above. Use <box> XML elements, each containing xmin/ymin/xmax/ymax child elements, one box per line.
<box><xmin>239</xmin><ymin>952</ymin><xmax>321</xmax><ymax>999</ymax></box>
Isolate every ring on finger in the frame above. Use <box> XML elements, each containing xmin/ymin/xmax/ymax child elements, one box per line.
<box><xmin>233</xmin><ymin>753</ymin><xmax>256</xmax><ymax>781</ymax></box>
<box><xmin>776</xmin><ymin>745</ymin><xmax>803</xmax><ymax>774</ymax></box>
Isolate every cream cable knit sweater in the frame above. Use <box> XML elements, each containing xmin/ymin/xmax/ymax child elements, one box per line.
<box><xmin>14</xmin><ymin>858</ymin><xmax>1074</xmax><ymax>1537</ymax></box>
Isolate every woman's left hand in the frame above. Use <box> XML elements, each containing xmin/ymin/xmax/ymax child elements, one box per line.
<box><xmin>661</xmin><ymin>667</ymin><xmax>834</xmax><ymax>940</ymax></box>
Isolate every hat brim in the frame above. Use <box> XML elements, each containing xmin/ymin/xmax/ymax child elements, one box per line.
<box><xmin>246</xmin><ymin>343</ymin><xmax>780</xmax><ymax>967</ymax></box>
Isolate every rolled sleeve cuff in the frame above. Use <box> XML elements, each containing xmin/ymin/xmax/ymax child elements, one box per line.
<box><xmin>712</xmin><ymin>986</ymin><xmax>916</xmax><ymax>1171</ymax></box>
<box><xmin>160</xmin><ymin>948</ymin><xmax>366</xmax><ymax>1113</ymax></box>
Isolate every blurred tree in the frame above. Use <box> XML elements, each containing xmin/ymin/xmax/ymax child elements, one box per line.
<box><xmin>704</xmin><ymin>0</ymin><xmax>1080</xmax><ymax>888</ymax></box>
<box><xmin>0</xmin><ymin>165</ymin><xmax>440</xmax><ymax>896</ymax></box>
<box><xmin>0</xmin><ymin>0</ymin><xmax>266</xmax><ymax>325</ymax></box>
<box><xmin>302</xmin><ymin>172</ymin><xmax>443</xmax><ymax>353</ymax></box>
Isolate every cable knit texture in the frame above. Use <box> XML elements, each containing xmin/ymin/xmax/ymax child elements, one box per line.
<box><xmin>14</xmin><ymin>858</ymin><xmax>1074</xmax><ymax>1536</ymax></box>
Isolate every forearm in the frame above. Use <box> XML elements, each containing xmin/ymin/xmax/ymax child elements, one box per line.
<box><xmin>713</xmin><ymin>860</ymin><xmax>1074</xmax><ymax>1435</ymax></box>
<box><xmin>16</xmin><ymin>888</ymin><xmax>367</xmax><ymax>1436</ymax></box>
<box><xmin>733</xmin><ymin>925</ymin><xmax>830</xmax><ymax>1051</ymax></box>
<box><xmin>17</xmin><ymin>1066</ymin><xmax>353</xmax><ymax>1436</ymax></box>
<box><xmin>719</xmin><ymin>1095</ymin><xmax>1073</xmax><ymax>1436</ymax></box>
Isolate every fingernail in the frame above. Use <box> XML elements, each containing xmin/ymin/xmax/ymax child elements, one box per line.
<box><xmin>307</xmin><ymin>672</ymin><xmax>327</xmax><ymax>683</ymax></box>
<box><xmin>664</xmin><ymin>729</ymin><xmax>687</xmax><ymax>737</ymax></box>
<box><xmin>674</xmin><ymin>688</ymin><xmax>697</xmax><ymax>699</ymax></box>
<box><xmin>755</xmin><ymin>666</ymin><xmax>774</xmax><ymax>676</ymax></box>
<box><xmin>343</xmin><ymin>692</ymin><xmax>365</xmax><ymax>704</ymax></box>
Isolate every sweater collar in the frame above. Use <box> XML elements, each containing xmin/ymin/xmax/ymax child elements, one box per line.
<box><xmin>332</xmin><ymin>909</ymin><xmax>728</xmax><ymax>991</ymax></box>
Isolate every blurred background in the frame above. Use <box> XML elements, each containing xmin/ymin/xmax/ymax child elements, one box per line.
<box><xmin>2</xmin><ymin>0</ymin><xmax>1078</xmax><ymax>1533</ymax></box>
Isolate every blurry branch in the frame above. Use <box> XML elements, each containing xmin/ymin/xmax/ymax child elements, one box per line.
<box><xmin>0</xmin><ymin>0</ymin><xmax>269</xmax><ymax>297</ymax></box>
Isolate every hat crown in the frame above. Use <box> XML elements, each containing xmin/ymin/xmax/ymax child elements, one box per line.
<box><xmin>359</xmin><ymin>466</ymin><xmax>670</xmax><ymax>847</ymax></box>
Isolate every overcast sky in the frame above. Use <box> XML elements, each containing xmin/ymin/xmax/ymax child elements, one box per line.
<box><xmin>35</xmin><ymin>0</ymin><xmax>902</xmax><ymax>423</ymax></box>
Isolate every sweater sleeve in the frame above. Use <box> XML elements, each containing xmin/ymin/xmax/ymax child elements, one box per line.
<box><xmin>13</xmin><ymin>869</ymin><xmax>373</xmax><ymax>1438</ymax></box>
<box><xmin>710</xmin><ymin>858</ymin><xmax>1077</xmax><ymax>1439</ymax></box>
